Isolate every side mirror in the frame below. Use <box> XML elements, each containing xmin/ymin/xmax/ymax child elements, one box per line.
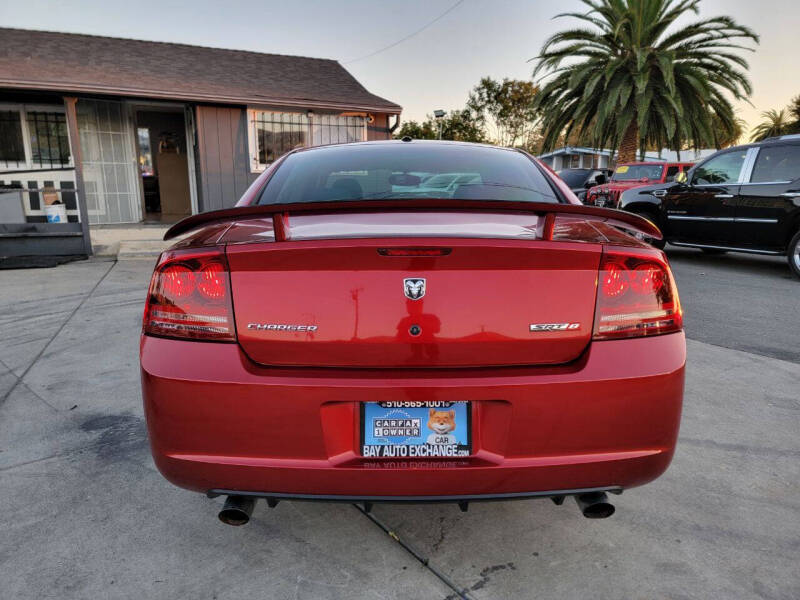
<box><xmin>675</xmin><ymin>171</ymin><xmax>688</xmax><ymax>184</ymax></box>
<box><xmin>594</xmin><ymin>174</ymin><xmax>607</xmax><ymax>185</ymax></box>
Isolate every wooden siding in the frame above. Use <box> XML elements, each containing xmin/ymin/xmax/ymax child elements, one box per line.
<box><xmin>367</xmin><ymin>113</ymin><xmax>392</xmax><ymax>140</ymax></box>
<box><xmin>195</xmin><ymin>105</ymin><xmax>257</xmax><ymax>211</ymax></box>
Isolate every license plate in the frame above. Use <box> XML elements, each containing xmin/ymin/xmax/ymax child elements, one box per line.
<box><xmin>361</xmin><ymin>401</ymin><xmax>471</xmax><ymax>458</ymax></box>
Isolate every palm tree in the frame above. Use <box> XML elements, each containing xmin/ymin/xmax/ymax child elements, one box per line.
<box><xmin>711</xmin><ymin>112</ymin><xmax>747</xmax><ymax>149</ymax></box>
<box><xmin>789</xmin><ymin>95</ymin><xmax>800</xmax><ymax>132</ymax></box>
<box><xmin>750</xmin><ymin>109</ymin><xmax>792</xmax><ymax>142</ymax></box>
<box><xmin>532</xmin><ymin>0</ymin><xmax>758</xmax><ymax>163</ymax></box>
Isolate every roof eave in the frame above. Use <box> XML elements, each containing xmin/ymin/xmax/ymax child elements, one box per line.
<box><xmin>0</xmin><ymin>79</ymin><xmax>402</xmax><ymax>114</ymax></box>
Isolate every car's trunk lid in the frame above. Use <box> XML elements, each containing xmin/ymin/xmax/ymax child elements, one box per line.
<box><xmin>226</xmin><ymin>212</ymin><xmax>602</xmax><ymax>368</ymax></box>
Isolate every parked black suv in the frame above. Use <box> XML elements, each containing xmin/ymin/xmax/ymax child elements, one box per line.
<box><xmin>618</xmin><ymin>135</ymin><xmax>800</xmax><ymax>279</ymax></box>
<box><xmin>556</xmin><ymin>168</ymin><xmax>612</xmax><ymax>201</ymax></box>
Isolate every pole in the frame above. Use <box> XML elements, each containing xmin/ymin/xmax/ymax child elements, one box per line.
<box><xmin>63</xmin><ymin>96</ymin><xmax>93</xmax><ymax>256</ymax></box>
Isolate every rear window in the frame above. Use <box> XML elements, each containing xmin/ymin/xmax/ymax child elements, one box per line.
<box><xmin>557</xmin><ymin>169</ymin><xmax>591</xmax><ymax>187</ymax></box>
<box><xmin>257</xmin><ymin>143</ymin><xmax>560</xmax><ymax>205</ymax></box>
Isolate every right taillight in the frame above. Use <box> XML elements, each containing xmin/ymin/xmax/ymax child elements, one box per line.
<box><xmin>593</xmin><ymin>251</ymin><xmax>683</xmax><ymax>340</ymax></box>
<box><xmin>143</xmin><ymin>247</ymin><xmax>236</xmax><ymax>342</ymax></box>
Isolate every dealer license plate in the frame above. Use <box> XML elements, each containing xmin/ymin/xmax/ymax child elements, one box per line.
<box><xmin>361</xmin><ymin>401</ymin><xmax>471</xmax><ymax>458</ymax></box>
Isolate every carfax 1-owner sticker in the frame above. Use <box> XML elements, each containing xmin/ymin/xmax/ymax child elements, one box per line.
<box><xmin>361</xmin><ymin>401</ymin><xmax>470</xmax><ymax>457</ymax></box>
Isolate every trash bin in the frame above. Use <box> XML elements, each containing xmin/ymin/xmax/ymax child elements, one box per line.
<box><xmin>45</xmin><ymin>202</ymin><xmax>68</xmax><ymax>223</ymax></box>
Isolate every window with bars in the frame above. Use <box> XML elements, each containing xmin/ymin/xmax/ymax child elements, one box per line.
<box><xmin>0</xmin><ymin>110</ymin><xmax>26</xmax><ymax>167</ymax></box>
<box><xmin>249</xmin><ymin>110</ymin><xmax>366</xmax><ymax>171</ymax></box>
<box><xmin>253</xmin><ymin>112</ymin><xmax>307</xmax><ymax>166</ymax></box>
<box><xmin>27</xmin><ymin>111</ymin><xmax>70</xmax><ymax>168</ymax></box>
<box><xmin>0</xmin><ymin>105</ymin><xmax>72</xmax><ymax>171</ymax></box>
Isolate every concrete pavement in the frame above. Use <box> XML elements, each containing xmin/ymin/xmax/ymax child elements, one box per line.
<box><xmin>0</xmin><ymin>249</ymin><xmax>798</xmax><ymax>599</ymax></box>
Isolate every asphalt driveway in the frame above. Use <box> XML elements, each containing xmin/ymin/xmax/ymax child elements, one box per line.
<box><xmin>1</xmin><ymin>247</ymin><xmax>798</xmax><ymax>599</ymax></box>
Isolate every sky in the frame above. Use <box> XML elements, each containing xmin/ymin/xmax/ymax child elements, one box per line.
<box><xmin>2</xmin><ymin>0</ymin><xmax>798</xmax><ymax>137</ymax></box>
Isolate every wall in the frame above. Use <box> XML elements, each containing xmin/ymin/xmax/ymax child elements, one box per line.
<box><xmin>195</xmin><ymin>105</ymin><xmax>256</xmax><ymax>212</ymax></box>
<box><xmin>367</xmin><ymin>113</ymin><xmax>393</xmax><ymax>140</ymax></box>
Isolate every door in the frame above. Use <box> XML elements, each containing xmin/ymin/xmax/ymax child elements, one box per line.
<box><xmin>76</xmin><ymin>99</ymin><xmax>141</xmax><ymax>224</ymax></box>
<box><xmin>734</xmin><ymin>143</ymin><xmax>800</xmax><ymax>250</ymax></box>
<box><xmin>134</xmin><ymin>108</ymin><xmax>191</xmax><ymax>222</ymax></box>
<box><xmin>663</xmin><ymin>148</ymin><xmax>749</xmax><ymax>244</ymax></box>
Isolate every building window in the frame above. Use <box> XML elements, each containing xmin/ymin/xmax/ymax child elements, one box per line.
<box><xmin>27</xmin><ymin>111</ymin><xmax>70</xmax><ymax>168</ymax></box>
<box><xmin>253</xmin><ymin>112</ymin><xmax>308</xmax><ymax>167</ymax></box>
<box><xmin>137</xmin><ymin>127</ymin><xmax>155</xmax><ymax>176</ymax></box>
<box><xmin>248</xmin><ymin>110</ymin><xmax>366</xmax><ymax>171</ymax></box>
<box><xmin>0</xmin><ymin>110</ymin><xmax>26</xmax><ymax>167</ymax></box>
<box><xmin>0</xmin><ymin>104</ymin><xmax>72</xmax><ymax>171</ymax></box>
<box><xmin>311</xmin><ymin>115</ymin><xmax>367</xmax><ymax>146</ymax></box>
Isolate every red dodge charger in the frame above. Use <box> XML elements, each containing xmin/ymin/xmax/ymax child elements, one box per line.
<box><xmin>140</xmin><ymin>140</ymin><xmax>685</xmax><ymax>525</ymax></box>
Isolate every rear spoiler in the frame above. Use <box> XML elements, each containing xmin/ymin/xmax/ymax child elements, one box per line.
<box><xmin>163</xmin><ymin>199</ymin><xmax>662</xmax><ymax>242</ymax></box>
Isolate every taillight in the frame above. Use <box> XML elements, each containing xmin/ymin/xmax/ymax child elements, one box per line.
<box><xmin>143</xmin><ymin>248</ymin><xmax>236</xmax><ymax>342</ymax></box>
<box><xmin>593</xmin><ymin>252</ymin><xmax>682</xmax><ymax>340</ymax></box>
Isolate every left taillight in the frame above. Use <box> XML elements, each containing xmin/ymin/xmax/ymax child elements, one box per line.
<box><xmin>143</xmin><ymin>247</ymin><xmax>236</xmax><ymax>342</ymax></box>
<box><xmin>593</xmin><ymin>251</ymin><xmax>683</xmax><ymax>340</ymax></box>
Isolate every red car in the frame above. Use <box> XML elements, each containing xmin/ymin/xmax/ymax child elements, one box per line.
<box><xmin>586</xmin><ymin>161</ymin><xmax>693</xmax><ymax>208</ymax></box>
<box><xmin>140</xmin><ymin>141</ymin><xmax>685</xmax><ymax>525</ymax></box>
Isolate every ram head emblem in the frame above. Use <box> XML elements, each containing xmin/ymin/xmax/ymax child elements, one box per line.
<box><xmin>403</xmin><ymin>278</ymin><xmax>426</xmax><ymax>300</ymax></box>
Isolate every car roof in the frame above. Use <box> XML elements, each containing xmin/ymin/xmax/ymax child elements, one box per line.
<box><xmin>291</xmin><ymin>138</ymin><xmax>526</xmax><ymax>156</ymax></box>
<box><xmin>756</xmin><ymin>134</ymin><xmax>800</xmax><ymax>145</ymax></box>
<box><xmin>712</xmin><ymin>135</ymin><xmax>800</xmax><ymax>154</ymax></box>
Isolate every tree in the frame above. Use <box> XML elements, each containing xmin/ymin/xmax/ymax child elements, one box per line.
<box><xmin>394</xmin><ymin>109</ymin><xmax>486</xmax><ymax>143</ymax></box>
<box><xmin>750</xmin><ymin>109</ymin><xmax>792</xmax><ymax>142</ymax></box>
<box><xmin>466</xmin><ymin>77</ymin><xmax>540</xmax><ymax>149</ymax></box>
<box><xmin>531</xmin><ymin>0</ymin><xmax>758</xmax><ymax>163</ymax></box>
<box><xmin>394</xmin><ymin>119</ymin><xmax>437</xmax><ymax>140</ymax></box>
<box><xmin>711</xmin><ymin>112</ymin><xmax>746</xmax><ymax>149</ymax></box>
<box><xmin>788</xmin><ymin>95</ymin><xmax>800</xmax><ymax>132</ymax></box>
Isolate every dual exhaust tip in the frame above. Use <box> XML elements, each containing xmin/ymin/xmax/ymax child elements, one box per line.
<box><xmin>218</xmin><ymin>495</ymin><xmax>257</xmax><ymax>526</ymax></box>
<box><xmin>574</xmin><ymin>491</ymin><xmax>616</xmax><ymax>519</ymax></box>
<box><xmin>217</xmin><ymin>491</ymin><xmax>615</xmax><ymax>525</ymax></box>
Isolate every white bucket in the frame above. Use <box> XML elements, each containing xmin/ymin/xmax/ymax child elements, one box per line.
<box><xmin>45</xmin><ymin>204</ymin><xmax>68</xmax><ymax>223</ymax></box>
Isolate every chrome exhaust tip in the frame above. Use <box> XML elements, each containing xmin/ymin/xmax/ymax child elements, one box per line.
<box><xmin>218</xmin><ymin>495</ymin><xmax>257</xmax><ymax>526</ymax></box>
<box><xmin>574</xmin><ymin>492</ymin><xmax>615</xmax><ymax>519</ymax></box>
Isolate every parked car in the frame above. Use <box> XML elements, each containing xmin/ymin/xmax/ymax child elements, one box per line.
<box><xmin>618</xmin><ymin>135</ymin><xmax>800</xmax><ymax>278</ymax></box>
<box><xmin>586</xmin><ymin>161</ymin><xmax>693</xmax><ymax>207</ymax></box>
<box><xmin>141</xmin><ymin>140</ymin><xmax>685</xmax><ymax>525</ymax></box>
<box><xmin>556</xmin><ymin>168</ymin><xmax>612</xmax><ymax>201</ymax></box>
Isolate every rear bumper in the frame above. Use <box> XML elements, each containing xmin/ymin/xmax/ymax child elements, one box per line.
<box><xmin>140</xmin><ymin>332</ymin><xmax>685</xmax><ymax>497</ymax></box>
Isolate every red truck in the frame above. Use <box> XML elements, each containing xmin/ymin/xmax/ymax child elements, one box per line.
<box><xmin>586</xmin><ymin>161</ymin><xmax>693</xmax><ymax>208</ymax></box>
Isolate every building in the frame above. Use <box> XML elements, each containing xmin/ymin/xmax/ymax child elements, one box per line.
<box><xmin>537</xmin><ymin>147</ymin><xmax>615</xmax><ymax>171</ymax></box>
<box><xmin>537</xmin><ymin>146</ymin><xmax>717</xmax><ymax>171</ymax></box>
<box><xmin>0</xmin><ymin>28</ymin><xmax>401</xmax><ymax>256</ymax></box>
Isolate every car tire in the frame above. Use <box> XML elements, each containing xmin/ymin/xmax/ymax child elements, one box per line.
<box><xmin>632</xmin><ymin>210</ymin><xmax>666</xmax><ymax>249</ymax></box>
<box><xmin>700</xmin><ymin>248</ymin><xmax>728</xmax><ymax>255</ymax></box>
<box><xmin>788</xmin><ymin>230</ymin><xmax>800</xmax><ymax>280</ymax></box>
